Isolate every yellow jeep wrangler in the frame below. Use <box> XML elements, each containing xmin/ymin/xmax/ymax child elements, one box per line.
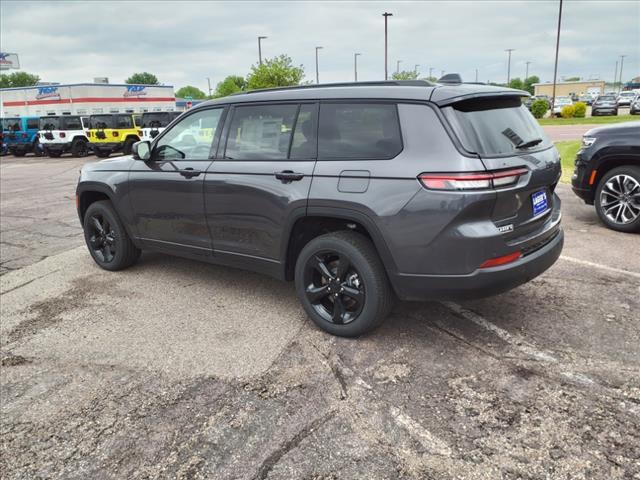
<box><xmin>87</xmin><ymin>113</ymin><xmax>141</xmax><ymax>158</ymax></box>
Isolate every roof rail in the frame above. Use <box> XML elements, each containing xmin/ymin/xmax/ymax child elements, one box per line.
<box><xmin>230</xmin><ymin>80</ymin><xmax>435</xmax><ymax>96</ymax></box>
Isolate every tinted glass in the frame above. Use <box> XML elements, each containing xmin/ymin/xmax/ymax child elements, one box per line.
<box><xmin>598</xmin><ymin>96</ymin><xmax>616</xmax><ymax>101</ymax></box>
<box><xmin>443</xmin><ymin>96</ymin><xmax>550</xmax><ymax>156</ymax></box>
<box><xmin>2</xmin><ymin>118</ymin><xmax>21</xmax><ymax>131</ymax></box>
<box><xmin>140</xmin><ymin>112</ymin><xmax>172</xmax><ymax>128</ymax></box>
<box><xmin>63</xmin><ymin>116</ymin><xmax>82</xmax><ymax>130</ymax></box>
<box><xmin>155</xmin><ymin>108</ymin><xmax>223</xmax><ymax>160</ymax></box>
<box><xmin>26</xmin><ymin>118</ymin><xmax>39</xmax><ymax>130</ymax></box>
<box><xmin>90</xmin><ymin>115</ymin><xmax>115</xmax><ymax>129</ymax></box>
<box><xmin>117</xmin><ymin>115</ymin><xmax>133</xmax><ymax>129</ymax></box>
<box><xmin>290</xmin><ymin>104</ymin><xmax>317</xmax><ymax>159</ymax></box>
<box><xmin>225</xmin><ymin>104</ymin><xmax>297</xmax><ymax>160</ymax></box>
<box><xmin>40</xmin><ymin>117</ymin><xmax>61</xmax><ymax>130</ymax></box>
<box><xmin>318</xmin><ymin>103</ymin><xmax>402</xmax><ymax>159</ymax></box>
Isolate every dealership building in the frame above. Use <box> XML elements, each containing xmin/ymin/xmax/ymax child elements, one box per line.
<box><xmin>532</xmin><ymin>80</ymin><xmax>605</xmax><ymax>97</ymax></box>
<box><xmin>0</xmin><ymin>83</ymin><xmax>176</xmax><ymax>117</ymax></box>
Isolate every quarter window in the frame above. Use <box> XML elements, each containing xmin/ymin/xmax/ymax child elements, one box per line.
<box><xmin>224</xmin><ymin>104</ymin><xmax>297</xmax><ymax>160</ymax></box>
<box><xmin>154</xmin><ymin>108</ymin><xmax>223</xmax><ymax>161</ymax></box>
<box><xmin>318</xmin><ymin>103</ymin><xmax>402</xmax><ymax>159</ymax></box>
<box><xmin>116</xmin><ymin>115</ymin><xmax>133</xmax><ymax>129</ymax></box>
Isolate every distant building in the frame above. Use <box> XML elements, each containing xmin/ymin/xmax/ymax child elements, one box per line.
<box><xmin>624</xmin><ymin>76</ymin><xmax>640</xmax><ymax>91</ymax></box>
<box><xmin>175</xmin><ymin>97</ymin><xmax>206</xmax><ymax>111</ymax></box>
<box><xmin>533</xmin><ymin>80</ymin><xmax>605</xmax><ymax>97</ymax></box>
<box><xmin>0</xmin><ymin>83</ymin><xmax>175</xmax><ymax>117</ymax></box>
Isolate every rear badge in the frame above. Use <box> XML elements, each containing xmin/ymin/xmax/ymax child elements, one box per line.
<box><xmin>498</xmin><ymin>224</ymin><xmax>514</xmax><ymax>234</ymax></box>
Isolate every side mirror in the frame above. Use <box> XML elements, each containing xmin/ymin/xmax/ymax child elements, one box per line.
<box><xmin>132</xmin><ymin>140</ymin><xmax>151</xmax><ymax>160</ymax></box>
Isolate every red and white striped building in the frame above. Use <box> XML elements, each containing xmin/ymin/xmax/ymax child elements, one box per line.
<box><xmin>0</xmin><ymin>83</ymin><xmax>176</xmax><ymax>117</ymax></box>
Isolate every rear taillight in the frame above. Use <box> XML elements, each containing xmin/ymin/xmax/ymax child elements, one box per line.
<box><xmin>36</xmin><ymin>133</ymin><xmax>40</xmax><ymax>139</ymax></box>
<box><xmin>22</xmin><ymin>133</ymin><xmax>28</xmax><ymax>138</ymax></box>
<box><xmin>60</xmin><ymin>132</ymin><xmax>66</xmax><ymax>138</ymax></box>
<box><xmin>418</xmin><ymin>168</ymin><xmax>528</xmax><ymax>191</ymax></box>
<box><xmin>137</xmin><ymin>130</ymin><xmax>143</xmax><ymax>136</ymax></box>
<box><xmin>480</xmin><ymin>251</ymin><xmax>521</xmax><ymax>268</ymax></box>
<box><xmin>112</xmin><ymin>131</ymin><xmax>119</xmax><ymax>137</ymax></box>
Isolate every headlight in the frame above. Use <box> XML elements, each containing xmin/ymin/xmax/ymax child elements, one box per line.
<box><xmin>582</xmin><ymin>136</ymin><xmax>596</xmax><ymax>148</ymax></box>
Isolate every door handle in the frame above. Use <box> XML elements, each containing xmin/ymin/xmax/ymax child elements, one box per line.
<box><xmin>275</xmin><ymin>170</ymin><xmax>304</xmax><ymax>183</ymax></box>
<box><xmin>179</xmin><ymin>168</ymin><xmax>202</xmax><ymax>178</ymax></box>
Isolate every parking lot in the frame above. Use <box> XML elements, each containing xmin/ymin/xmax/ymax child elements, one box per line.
<box><xmin>1</xmin><ymin>149</ymin><xmax>639</xmax><ymax>478</ymax></box>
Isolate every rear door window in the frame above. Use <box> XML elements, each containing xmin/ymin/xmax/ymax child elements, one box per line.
<box><xmin>26</xmin><ymin>118</ymin><xmax>40</xmax><ymax>130</ymax></box>
<box><xmin>117</xmin><ymin>115</ymin><xmax>133</xmax><ymax>129</ymax></box>
<box><xmin>318</xmin><ymin>103</ymin><xmax>402</xmax><ymax>159</ymax></box>
<box><xmin>40</xmin><ymin>117</ymin><xmax>60</xmax><ymax>130</ymax></box>
<box><xmin>90</xmin><ymin>115</ymin><xmax>115</xmax><ymax>129</ymax></box>
<box><xmin>63</xmin><ymin>116</ymin><xmax>82</xmax><ymax>130</ymax></box>
<box><xmin>3</xmin><ymin>118</ymin><xmax>21</xmax><ymax>131</ymax></box>
<box><xmin>442</xmin><ymin>96</ymin><xmax>551</xmax><ymax>157</ymax></box>
<box><xmin>290</xmin><ymin>104</ymin><xmax>318</xmax><ymax>159</ymax></box>
<box><xmin>224</xmin><ymin>104</ymin><xmax>297</xmax><ymax>160</ymax></box>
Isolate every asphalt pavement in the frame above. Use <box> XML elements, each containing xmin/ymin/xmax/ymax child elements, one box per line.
<box><xmin>1</xmin><ymin>150</ymin><xmax>639</xmax><ymax>479</ymax></box>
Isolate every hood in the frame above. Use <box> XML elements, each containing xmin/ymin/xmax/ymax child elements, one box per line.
<box><xmin>82</xmin><ymin>155</ymin><xmax>136</xmax><ymax>172</ymax></box>
<box><xmin>585</xmin><ymin>121</ymin><xmax>640</xmax><ymax>137</ymax></box>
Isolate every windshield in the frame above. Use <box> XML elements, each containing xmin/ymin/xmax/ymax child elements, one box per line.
<box><xmin>2</xmin><ymin>118</ymin><xmax>21</xmax><ymax>131</ymax></box>
<box><xmin>555</xmin><ymin>97</ymin><xmax>571</xmax><ymax>104</ymax></box>
<box><xmin>443</xmin><ymin>96</ymin><xmax>550</xmax><ymax>157</ymax></box>
<box><xmin>40</xmin><ymin>117</ymin><xmax>61</xmax><ymax>130</ymax></box>
<box><xmin>89</xmin><ymin>115</ymin><xmax>115</xmax><ymax>129</ymax></box>
<box><xmin>620</xmin><ymin>92</ymin><xmax>635</xmax><ymax>97</ymax></box>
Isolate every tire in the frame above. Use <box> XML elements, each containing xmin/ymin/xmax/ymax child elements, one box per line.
<box><xmin>71</xmin><ymin>138</ymin><xmax>89</xmax><ymax>157</ymax></box>
<box><xmin>294</xmin><ymin>231</ymin><xmax>394</xmax><ymax>337</ymax></box>
<box><xmin>94</xmin><ymin>148</ymin><xmax>110</xmax><ymax>158</ymax></box>
<box><xmin>83</xmin><ymin>200</ymin><xmax>141</xmax><ymax>271</ymax></box>
<box><xmin>12</xmin><ymin>150</ymin><xmax>26</xmax><ymax>157</ymax></box>
<box><xmin>123</xmin><ymin>138</ymin><xmax>137</xmax><ymax>155</ymax></box>
<box><xmin>594</xmin><ymin>166</ymin><xmax>640</xmax><ymax>233</ymax></box>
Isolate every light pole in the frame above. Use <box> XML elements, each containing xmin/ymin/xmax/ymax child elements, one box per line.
<box><xmin>525</xmin><ymin>61</ymin><xmax>531</xmax><ymax>80</ymax></box>
<box><xmin>315</xmin><ymin>46</ymin><xmax>323</xmax><ymax>84</ymax></box>
<box><xmin>383</xmin><ymin>12</ymin><xmax>393</xmax><ymax>80</ymax></box>
<box><xmin>258</xmin><ymin>36</ymin><xmax>267</xmax><ymax>65</ymax></box>
<box><xmin>354</xmin><ymin>53</ymin><xmax>361</xmax><ymax>82</ymax></box>
<box><xmin>618</xmin><ymin>55</ymin><xmax>627</xmax><ymax>93</ymax></box>
<box><xmin>206</xmin><ymin>77</ymin><xmax>212</xmax><ymax>97</ymax></box>
<box><xmin>613</xmin><ymin>60</ymin><xmax>618</xmax><ymax>91</ymax></box>
<box><xmin>475</xmin><ymin>68</ymin><xmax>478</xmax><ymax>82</ymax></box>
<box><xmin>550</xmin><ymin>0</ymin><xmax>563</xmax><ymax>115</ymax></box>
<box><xmin>505</xmin><ymin>48</ymin><xmax>515</xmax><ymax>85</ymax></box>
<box><xmin>429</xmin><ymin>67</ymin><xmax>434</xmax><ymax>79</ymax></box>
<box><xmin>396</xmin><ymin>60</ymin><xmax>402</xmax><ymax>74</ymax></box>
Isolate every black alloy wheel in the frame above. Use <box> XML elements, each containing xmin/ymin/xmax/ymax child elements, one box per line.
<box><xmin>86</xmin><ymin>213</ymin><xmax>117</xmax><ymax>264</ymax></box>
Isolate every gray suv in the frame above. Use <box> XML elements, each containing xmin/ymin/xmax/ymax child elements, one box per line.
<box><xmin>76</xmin><ymin>81</ymin><xmax>563</xmax><ymax>337</ymax></box>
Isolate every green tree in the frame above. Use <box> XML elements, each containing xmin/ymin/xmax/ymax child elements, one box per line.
<box><xmin>0</xmin><ymin>71</ymin><xmax>40</xmax><ymax>88</ymax></box>
<box><xmin>523</xmin><ymin>75</ymin><xmax>539</xmax><ymax>95</ymax></box>
<box><xmin>392</xmin><ymin>70</ymin><xmax>419</xmax><ymax>81</ymax></box>
<box><xmin>245</xmin><ymin>55</ymin><xmax>304</xmax><ymax>90</ymax></box>
<box><xmin>175</xmin><ymin>85</ymin><xmax>207</xmax><ymax>99</ymax></box>
<box><xmin>564</xmin><ymin>76</ymin><xmax>580</xmax><ymax>82</ymax></box>
<box><xmin>508</xmin><ymin>77</ymin><xmax>524</xmax><ymax>90</ymax></box>
<box><xmin>125</xmin><ymin>72</ymin><xmax>159</xmax><ymax>85</ymax></box>
<box><xmin>213</xmin><ymin>75</ymin><xmax>247</xmax><ymax>98</ymax></box>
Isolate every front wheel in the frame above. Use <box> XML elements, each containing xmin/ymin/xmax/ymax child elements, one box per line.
<box><xmin>294</xmin><ymin>231</ymin><xmax>394</xmax><ymax>337</ymax></box>
<box><xmin>83</xmin><ymin>200</ymin><xmax>141</xmax><ymax>270</ymax></box>
<box><xmin>595</xmin><ymin>166</ymin><xmax>640</xmax><ymax>233</ymax></box>
<box><xmin>71</xmin><ymin>139</ymin><xmax>89</xmax><ymax>157</ymax></box>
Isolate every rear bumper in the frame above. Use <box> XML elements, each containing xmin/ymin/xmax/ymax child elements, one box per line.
<box><xmin>391</xmin><ymin>228</ymin><xmax>563</xmax><ymax>301</ymax></box>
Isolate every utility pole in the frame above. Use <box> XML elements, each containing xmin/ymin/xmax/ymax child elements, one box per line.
<box><xmin>396</xmin><ymin>60</ymin><xmax>401</xmax><ymax>74</ymax></box>
<box><xmin>315</xmin><ymin>46</ymin><xmax>323</xmax><ymax>84</ymax></box>
<box><xmin>258</xmin><ymin>36</ymin><xmax>267</xmax><ymax>65</ymax></box>
<box><xmin>383</xmin><ymin>12</ymin><xmax>393</xmax><ymax>80</ymax></box>
<box><xmin>550</xmin><ymin>0</ymin><xmax>563</xmax><ymax>115</ymax></box>
<box><xmin>505</xmin><ymin>48</ymin><xmax>515</xmax><ymax>85</ymax></box>
<box><xmin>354</xmin><ymin>53</ymin><xmax>361</xmax><ymax>82</ymax></box>
<box><xmin>613</xmin><ymin>60</ymin><xmax>618</xmax><ymax>92</ymax></box>
<box><xmin>429</xmin><ymin>67</ymin><xmax>434</xmax><ymax>79</ymax></box>
<box><xmin>475</xmin><ymin>68</ymin><xmax>478</xmax><ymax>82</ymax></box>
<box><xmin>206</xmin><ymin>77</ymin><xmax>212</xmax><ymax>97</ymax></box>
<box><xmin>525</xmin><ymin>61</ymin><xmax>531</xmax><ymax>80</ymax></box>
<box><xmin>618</xmin><ymin>55</ymin><xmax>627</xmax><ymax>93</ymax></box>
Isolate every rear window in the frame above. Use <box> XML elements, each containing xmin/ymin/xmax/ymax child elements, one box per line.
<box><xmin>40</xmin><ymin>117</ymin><xmax>61</xmax><ymax>130</ymax></box>
<box><xmin>63</xmin><ymin>116</ymin><xmax>83</xmax><ymax>130</ymax></box>
<box><xmin>89</xmin><ymin>115</ymin><xmax>115</xmax><ymax>129</ymax></box>
<box><xmin>2</xmin><ymin>118</ymin><xmax>21</xmax><ymax>131</ymax></box>
<box><xmin>598</xmin><ymin>96</ymin><xmax>616</xmax><ymax>101</ymax></box>
<box><xmin>443</xmin><ymin>96</ymin><xmax>550</xmax><ymax>157</ymax></box>
<box><xmin>318</xmin><ymin>103</ymin><xmax>402</xmax><ymax>159</ymax></box>
<box><xmin>140</xmin><ymin>112</ymin><xmax>174</xmax><ymax>128</ymax></box>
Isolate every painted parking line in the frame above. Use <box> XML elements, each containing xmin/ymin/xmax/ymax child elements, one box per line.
<box><xmin>560</xmin><ymin>255</ymin><xmax>640</xmax><ymax>279</ymax></box>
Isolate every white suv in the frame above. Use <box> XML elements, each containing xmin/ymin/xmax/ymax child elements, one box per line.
<box><xmin>139</xmin><ymin>111</ymin><xmax>181</xmax><ymax>142</ymax></box>
<box><xmin>616</xmin><ymin>91</ymin><xmax>636</xmax><ymax>107</ymax></box>
<box><xmin>39</xmin><ymin>115</ymin><xmax>90</xmax><ymax>157</ymax></box>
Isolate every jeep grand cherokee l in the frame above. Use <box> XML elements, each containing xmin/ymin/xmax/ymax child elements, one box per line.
<box><xmin>76</xmin><ymin>81</ymin><xmax>563</xmax><ymax>337</ymax></box>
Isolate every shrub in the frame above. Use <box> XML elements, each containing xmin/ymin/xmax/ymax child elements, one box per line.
<box><xmin>561</xmin><ymin>105</ymin><xmax>576</xmax><ymax>118</ymax></box>
<box><xmin>530</xmin><ymin>99</ymin><xmax>549</xmax><ymax>119</ymax></box>
<box><xmin>573</xmin><ymin>101</ymin><xmax>587</xmax><ymax>118</ymax></box>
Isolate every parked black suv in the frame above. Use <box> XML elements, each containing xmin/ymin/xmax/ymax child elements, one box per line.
<box><xmin>571</xmin><ymin>121</ymin><xmax>640</xmax><ymax>232</ymax></box>
<box><xmin>76</xmin><ymin>81</ymin><xmax>563</xmax><ymax>336</ymax></box>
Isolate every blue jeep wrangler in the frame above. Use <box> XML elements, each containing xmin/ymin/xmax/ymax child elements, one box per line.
<box><xmin>2</xmin><ymin>117</ymin><xmax>43</xmax><ymax>156</ymax></box>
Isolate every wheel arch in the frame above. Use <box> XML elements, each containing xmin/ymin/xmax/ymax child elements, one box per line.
<box><xmin>283</xmin><ymin>207</ymin><xmax>398</xmax><ymax>282</ymax></box>
<box><xmin>592</xmin><ymin>153</ymin><xmax>640</xmax><ymax>195</ymax></box>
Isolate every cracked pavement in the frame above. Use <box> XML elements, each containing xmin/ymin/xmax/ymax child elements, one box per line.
<box><xmin>1</xmin><ymin>154</ymin><xmax>639</xmax><ymax>479</ymax></box>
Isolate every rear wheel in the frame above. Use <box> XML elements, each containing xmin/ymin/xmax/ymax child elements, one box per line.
<box><xmin>83</xmin><ymin>200</ymin><xmax>141</xmax><ymax>270</ymax></box>
<box><xmin>71</xmin><ymin>138</ymin><xmax>89</xmax><ymax>157</ymax></box>
<box><xmin>294</xmin><ymin>231</ymin><xmax>394</xmax><ymax>337</ymax></box>
<box><xmin>595</xmin><ymin>166</ymin><xmax>640</xmax><ymax>233</ymax></box>
<box><xmin>94</xmin><ymin>148</ymin><xmax>110</xmax><ymax>158</ymax></box>
<box><xmin>123</xmin><ymin>138</ymin><xmax>137</xmax><ymax>155</ymax></box>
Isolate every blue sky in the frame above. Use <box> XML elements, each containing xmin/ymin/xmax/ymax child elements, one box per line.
<box><xmin>1</xmin><ymin>0</ymin><xmax>638</xmax><ymax>92</ymax></box>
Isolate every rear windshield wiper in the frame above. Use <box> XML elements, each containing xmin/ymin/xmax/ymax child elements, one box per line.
<box><xmin>515</xmin><ymin>138</ymin><xmax>543</xmax><ymax>149</ymax></box>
